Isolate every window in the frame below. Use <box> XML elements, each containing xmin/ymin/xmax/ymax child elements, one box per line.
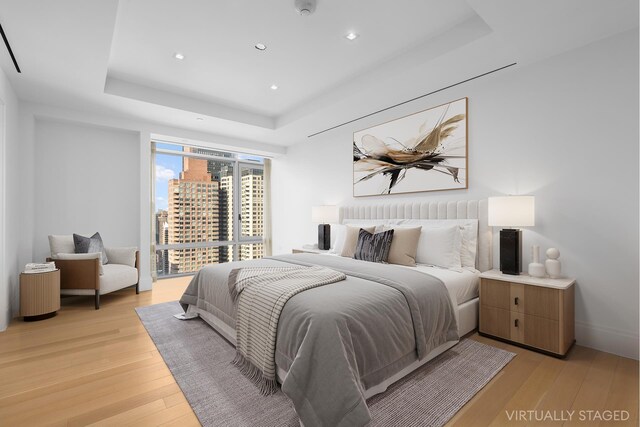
<box><xmin>153</xmin><ymin>141</ymin><xmax>265</xmax><ymax>277</ymax></box>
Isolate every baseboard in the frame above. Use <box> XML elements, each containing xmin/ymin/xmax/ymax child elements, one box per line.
<box><xmin>575</xmin><ymin>321</ymin><xmax>639</xmax><ymax>360</ymax></box>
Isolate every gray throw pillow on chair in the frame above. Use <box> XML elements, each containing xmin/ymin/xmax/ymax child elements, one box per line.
<box><xmin>73</xmin><ymin>232</ymin><xmax>108</xmax><ymax>264</ymax></box>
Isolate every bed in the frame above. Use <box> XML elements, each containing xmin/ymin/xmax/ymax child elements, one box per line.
<box><xmin>179</xmin><ymin>200</ymin><xmax>492</xmax><ymax>427</ymax></box>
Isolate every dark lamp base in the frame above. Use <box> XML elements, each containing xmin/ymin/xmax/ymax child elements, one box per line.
<box><xmin>318</xmin><ymin>224</ymin><xmax>331</xmax><ymax>250</ymax></box>
<box><xmin>500</xmin><ymin>228</ymin><xmax>522</xmax><ymax>275</ymax></box>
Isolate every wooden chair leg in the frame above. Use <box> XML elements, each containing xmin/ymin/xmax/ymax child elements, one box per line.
<box><xmin>95</xmin><ymin>290</ymin><xmax>100</xmax><ymax>310</ymax></box>
<box><xmin>136</xmin><ymin>282</ymin><xmax>139</xmax><ymax>295</ymax></box>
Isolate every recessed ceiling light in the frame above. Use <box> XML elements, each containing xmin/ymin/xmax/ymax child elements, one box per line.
<box><xmin>270</xmin><ymin>84</ymin><xmax>278</xmax><ymax>90</ymax></box>
<box><xmin>345</xmin><ymin>32</ymin><xmax>359</xmax><ymax>41</ymax></box>
<box><xmin>174</xmin><ymin>52</ymin><xmax>185</xmax><ymax>60</ymax></box>
<box><xmin>255</xmin><ymin>43</ymin><xmax>267</xmax><ymax>51</ymax></box>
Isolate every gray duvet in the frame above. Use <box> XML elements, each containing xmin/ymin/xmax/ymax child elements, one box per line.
<box><xmin>179</xmin><ymin>253</ymin><xmax>458</xmax><ymax>427</ymax></box>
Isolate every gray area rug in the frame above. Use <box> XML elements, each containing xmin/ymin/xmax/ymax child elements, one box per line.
<box><xmin>136</xmin><ymin>301</ymin><xmax>515</xmax><ymax>427</ymax></box>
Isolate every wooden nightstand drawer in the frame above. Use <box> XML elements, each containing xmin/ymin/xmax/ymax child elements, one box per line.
<box><xmin>523</xmin><ymin>314</ymin><xmax>560</xmax><ymax>353</ymax></box>
<box><xmin>480</xmin><ymin>305</ymin><xmax>511</xmax><ymax>340</ymax></box>
<box><xmin>500</xmin><ymin>282</ymin><xmax>559</xmax><ymax>320</ymax></box>
<box><xmin>479</xmin><ymin>279</ymin><xmax>510</xmax><ymax>310</ymax></box>
<box><xmin>523</xmin><ymin>286</ymin><xmax>559</xmax><ymax>320</ymax></box>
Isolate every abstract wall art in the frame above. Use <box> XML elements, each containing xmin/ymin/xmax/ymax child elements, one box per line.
<box><xmin>353</xmin><ymin>97</ymin><xmax>468</xmax><ymax>196</ymax></box>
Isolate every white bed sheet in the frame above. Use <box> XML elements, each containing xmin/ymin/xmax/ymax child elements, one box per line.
<box><xmin>413</xmin><ymin>265</ymin><xmax>480</xmax><ymax>305</ymax></box>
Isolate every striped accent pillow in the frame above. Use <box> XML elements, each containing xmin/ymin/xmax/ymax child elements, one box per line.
<box><xmin>353</xmin><ymin>228</ymin><xmax>394</xmax><ymax>263</ymax></box>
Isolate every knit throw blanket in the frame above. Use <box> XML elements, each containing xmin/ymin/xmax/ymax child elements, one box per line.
<box><xmin>228</xmin><ymin>266</ymin><xmax>347</xmax><ymax>395</ymax></box>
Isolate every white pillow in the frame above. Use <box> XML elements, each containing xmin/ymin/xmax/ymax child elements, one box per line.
<box><xmin>330</xmin><ymin>224</ymin><xmax>346</xmax><ymax>254</ymax></box>
<box><xmin>105</xmin><ymin>247</ymin><xmax>137</xmax><ymax>268</ymax></box>
<box><xmin>414</xmin><ymin>225</ymin><xmax>463</xmax><ymax>271</ymax></box>
<box><xmin>393</xmin><ymin>219</ymin><xmax>478</xmax><ymax>269</ymax></box>
<box><xmin>48</xmin><ymin>234</ymin><xmax>75</xmax><ymax>257</ymax></box>
<box><xmin>458</xmin><ymin>222</ymin><xmax>478</xmax><ymax>269</ymax></box>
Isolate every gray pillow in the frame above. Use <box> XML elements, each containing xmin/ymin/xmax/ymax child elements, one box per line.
<box><xmin>73</xmin><ymin>232</ymin><xmax>108</xmax><ymax>264</ymax></box>
<box><xmin>353</xmin><ymin>229</ymin><xmax>394</xmax><ymax>263</ymax></box>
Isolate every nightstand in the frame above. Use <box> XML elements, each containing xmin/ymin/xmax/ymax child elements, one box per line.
<box><xmin>292</xmin><ymin>247</ymin><xmax>331</xmax><ymax>255</ymax></box>
<box><xmin>479</xmin><ymin>269</ymin><xmax>575</xmax><ymax>357</ymax></box>
<box><xmin>20</xmin><ymin>269</ymin><xmax>61</xmax><ymax>321</ymax></box>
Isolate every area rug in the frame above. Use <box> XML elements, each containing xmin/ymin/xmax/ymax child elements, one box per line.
<box><xmin>136</xmin><ymin>301</ymin><xmax>515</xmax><ymax>427</ymax></box>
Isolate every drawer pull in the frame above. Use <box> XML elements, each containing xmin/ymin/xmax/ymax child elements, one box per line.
<box><xmin>514</xmin><ymin>297</ymin><xmax>519</xmax><ymax>306</ymax></box>
<box><xmin>514</xmin><ymin>319</ymin><xmax>519</xmax><ymax>327</ymax></box>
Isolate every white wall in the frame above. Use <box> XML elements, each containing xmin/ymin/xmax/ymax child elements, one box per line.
<box><xmin>0</xmin><ymin>67</ymin><xmax>32</xmax><ymax>331</ymax></box>
<box><xmin>33</xmin><ymin>119</ymin><xmax>140</xmax><ymax>261</ymax></box>
<box><xmin>272</xmin><ymin>29</ymin><xmax>639</xmax><ymax>359</ymax></box>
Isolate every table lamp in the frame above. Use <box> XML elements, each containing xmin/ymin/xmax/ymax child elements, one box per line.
<box><xmin>311</xmin><ymin>205</ymin><xmax>339</xmax><ymax>250</ymax></box>
<box><xmin>488</xmin><ymin>196</ymin><xmax>535</xmax><ymax>275</ymax></box>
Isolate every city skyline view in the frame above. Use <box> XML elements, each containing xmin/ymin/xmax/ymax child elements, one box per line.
<box><xmin>154</xmin><ymin>142</ymin><xmax>264</xmax><ymax>276</ymax></box>
<box><xmin>155</xmin><ymin>143</ymin><xmax>263</xmax><ymax>211</ymax></box>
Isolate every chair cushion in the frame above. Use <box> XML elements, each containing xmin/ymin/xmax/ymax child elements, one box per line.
<box><xmin>49</xmin><ymin>235</ymin><xmax>75</xmax><ymax>258</ymax></box>
<box><xmin>105</xmin><ymin>247</ymin><xmax>137</xmax><ymax>267</ymax></box>
<box><xmin>99</xmin><ymin>264</ymin><xmax>138</xmax><ymax>294</ymax></box>
<box><xmin>60</xmin><ymin>264</ymin><xmax>138</xmax><ymax>296</ymax></box>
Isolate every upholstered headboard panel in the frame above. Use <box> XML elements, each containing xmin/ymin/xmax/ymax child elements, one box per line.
<box><xmin>339</xmin><ymin>200</ymin><xmax>493</xmax><ymax>272</ymax></box>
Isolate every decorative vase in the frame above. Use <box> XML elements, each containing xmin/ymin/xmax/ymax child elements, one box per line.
<box><xmin>545</xmin><ymin>248</ymin><xmax>562</xmax><ymax>279</ymax></box>
<box><xmin>528</xmin><ymin>245</ymin><xmax>546</xmax><ymax>278</ymax></box>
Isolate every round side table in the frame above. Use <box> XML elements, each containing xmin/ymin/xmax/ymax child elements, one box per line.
<box><xmin>20</xmin><ymin>269</ymin><xmax>61</xmax><ymax>321</ymax></box>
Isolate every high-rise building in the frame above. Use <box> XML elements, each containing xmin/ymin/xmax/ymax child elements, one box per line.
<box><xmin>167</xmin><ymin>154</ymin><xmax>221</xmax><ymax>274</ymax></box>
<box><xmin>155</xmin><ymin>221</ymin><xmax>169</xmax><ymax>275</ymax></box>
<box><xmin>155</xmin><ymin>210</ymin><xmax>168</xmax><ymax>242</ymax></box>
<box><xmin>189</xmin><ymin>147</ymin><xmax>234</xmax><ymax>263</ymax></box>
<box><xmin>220</xmin><ymin>174</ymin><xmax>234</xmax><ymax>262</ymax></box>
<box><xmin>239</xmin><ymin>168</ymin><xmax>264</xmax><ymax>260</ymax></box>
<box><xmin>154</xmin><ymin>210</ymin><xmax>169</xmax><ymax>275</ymax></box>
<box><xmin>213</xmin><ymin>163</ymin><xmax>233</xmax><ymax>263</ymax></box>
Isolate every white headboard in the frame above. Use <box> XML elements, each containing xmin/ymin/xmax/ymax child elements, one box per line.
<box><xmin>339</xmin><ymin>200</ymin><xmax>493</xmax><ymax>272</ymax></box>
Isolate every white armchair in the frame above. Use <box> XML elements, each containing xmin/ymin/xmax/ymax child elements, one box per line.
<box><xmin>47</xmin><ymin>235</ymin><xmax>140</xmax><ymax>309</ymax></box>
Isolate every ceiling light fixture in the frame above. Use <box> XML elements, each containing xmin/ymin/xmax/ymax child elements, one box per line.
<box><xmin>345</xmin><ymin>32</ymin><xmax>359</xmax><ymax>41</ymax></box>
<box><xmin>255</xmin><ymin>43</ymin><xmax>267</xmax><ymax>51</ymax></box>
<box><xmin>270</xmin><ymin>84</ymin><xmax>279</xmax><ymax>90</ymax></box>
<box><xmin>174</xmin><ymin>52</ymin><xmax>185</xmax><ymax>60</ymax></box>
<box><xmin>294</xmin><ymin>0</ymin><xmax>316</xmax><ymax>16</ymax></box>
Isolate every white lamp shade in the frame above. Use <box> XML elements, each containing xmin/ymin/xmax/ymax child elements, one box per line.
<box><xmin>488</xmin><ymin>196</ymin><xmax>535</xmax><ymax>227</ymax></box>
<box><xmin>311</xmin><ymin>205</ymin><xmax>339</xmax><ymax>224</ymax></box>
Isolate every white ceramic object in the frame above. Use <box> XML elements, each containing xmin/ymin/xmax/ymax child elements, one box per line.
<box><xmin>528</xmin><ymin>245</ymin><xmax>546</xmax><ymax>278</ymax></box>
<box><xmin>545</xmin><ymin>247</ymin><xmax>562</xmax><ymax>279</ymax></box>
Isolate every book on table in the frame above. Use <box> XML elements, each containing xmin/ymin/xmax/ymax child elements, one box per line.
<box><xmin>23</xmin><ymin>261</ymin><xmax>57</xmax><ymax>274</ymax></box>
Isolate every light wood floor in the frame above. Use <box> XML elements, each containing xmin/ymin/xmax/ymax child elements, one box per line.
<box><xmin>0</xmin><ymin>277</ymin><xmax>637</xmax><ymax>427</ymax></box>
